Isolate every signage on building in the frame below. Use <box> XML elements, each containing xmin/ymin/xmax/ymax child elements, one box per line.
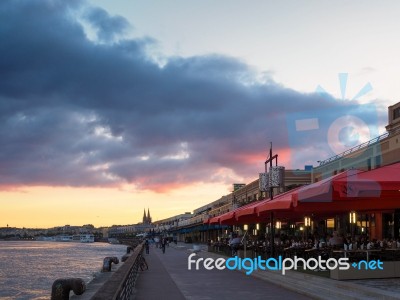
<box><xmin>269</xmin><ymin>166</ymin><xmax>285</xmax><ymax>187</ymax></box>
<box><xmin>259</xmin><ymin>173</ymin><xmax>269</xmax><ymax>191</ymax></box>
<box><xmin>233</xmin><ymin>183</ymin><xmax>246</xmax><ymax>191</ymax></box>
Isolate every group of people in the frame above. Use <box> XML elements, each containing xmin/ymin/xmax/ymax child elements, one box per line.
<box><xmin>281</xmin><ymin>231</ymin><xmax>400</xmax><ymax>253</ymax></box>
<box><xmin>214</xmin><ymin>231</ymin><xmax>400</xmax><ymax>258</ymax></box>
<box><xmin>313</xmin><ymin>232</ymin><xmax>400</xmax><ymax>251</ymax></box>
<box><xmin>144</xmin><ymin>237</ymin><xmax>170</xmax><ymax>254</ymax></box>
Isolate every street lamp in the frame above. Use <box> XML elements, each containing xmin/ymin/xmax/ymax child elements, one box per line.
<box><xmin>304</xmin><ymin>217</ymin><xmax>311</xmax><ymax>242</ymax></box>
<box><xmin>350</xmin><ymin>211</ymin><xmax>357</xmax><ymax>238</ymax></box>
<box><xmin>243</xmin><ymin>224</ymin><xmax>248</xmax><ymax>258</ymax></box>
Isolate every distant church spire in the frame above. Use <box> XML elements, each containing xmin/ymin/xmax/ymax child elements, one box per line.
<box><xmin>143</xmin><ymin>209</ymin><xmax>147</xmax><ymax>224</ymax></box>
<box><xmin>142</xmin><ymin>208</ymin><xmax>152</xmax><ymax>225</ymax></box>
<box><xmin>147</xmin><ymin>208</ymin><xmax>152</xmax><ymax>224</ymax></box>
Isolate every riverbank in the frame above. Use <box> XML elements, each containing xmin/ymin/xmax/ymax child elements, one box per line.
<box><xmin>0</xmin><ymin>241</ymin><xmax>127</xmax><ymax>299</ymax></box>
<box><xmin>70</xmin><ymin>239</ymin><xmax>141</xmax><ymax>299</ymax></box>
<box><xmin>70</xmin><ymin>255</ymin><xmax>127</xmax><ymax>300</ymax></box>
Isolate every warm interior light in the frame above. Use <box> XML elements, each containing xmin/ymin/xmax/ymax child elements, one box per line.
<box><xmin>327</xmin><ymin>218</ymin><xmax>335</xmax><ymax>228</ymax></box>
<box><xmin>256</xmin><ymin>223</ymin><xmax>260</xmax><ymax>230</ymax></box>
<box><xmin>304</xmin><ymin>216</ymin><xmax>311</xmax><ymax>227</ymax></box>
<box><xmin>349</xmin><ymin>211</ymin><xmax>357</xmax><ymax>224</ymax></box>
<box><xmin>243</xmin><ymin>224</ymin><xmax>248</xmax><ymax>230</ymax></box>
<box><xmin>276</xmin><ymin>221</ymin><xmax>282</xmax><ymax>229</ymax></box>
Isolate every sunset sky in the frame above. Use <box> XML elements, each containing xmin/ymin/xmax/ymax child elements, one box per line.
<box><xmin>1</xmin><ymin>0</ymin><xmax>400</xmax><ymax>228</ymax></box>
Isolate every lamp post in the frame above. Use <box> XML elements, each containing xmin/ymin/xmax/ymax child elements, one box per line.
<box><xmin>243</xmin><ymin>224</ymin><xmax>248</xmax><ymax>258</ymax></box>
<box><xmin>255</xmin><ymin>223</ymin><xmax>260</xmax><ymax>237</ymax></box>
<box><xmin>265</xmin><ymin>142</ymin><xmax>278</xmax><ymax>258</ymax></box>
<box><xmin>304</xmin><ymin>216</ymin><xmax>311</xmax><ymax>242</ymax></box>
<box><xmin>349</xmin><ymin>211</ymin><xmax>357</xmax><ymax>238</ymax></box>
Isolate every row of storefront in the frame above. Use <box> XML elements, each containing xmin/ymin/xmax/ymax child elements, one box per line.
<box><xmin>153</xmin><ymin>102</ymin><xmax>400</xmax><ymax>248</ymax></box>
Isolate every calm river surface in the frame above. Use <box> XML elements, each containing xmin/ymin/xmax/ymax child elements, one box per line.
<box><xmin>0</xmin><ymin>241</ymin><xmax>127</xmax><ymax>299</ymax></box>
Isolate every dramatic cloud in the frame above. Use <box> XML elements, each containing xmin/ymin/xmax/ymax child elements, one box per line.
<box><xmin>84</xmin><ymin>7</ymin><xmax>130</xmax><ymax>42</ymax></box>
<box><xmin>0</xmin><ymin>0</ymin><xmax>381</xmax><ymax>191</ymax></box>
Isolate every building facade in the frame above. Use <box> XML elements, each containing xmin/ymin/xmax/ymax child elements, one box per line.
<box><xmin>311</xmin><ymin>102</ymin><xmax>400</xmax><ymax>240</ymax></box>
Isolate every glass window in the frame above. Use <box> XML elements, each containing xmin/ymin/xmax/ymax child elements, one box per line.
<box><xmin>393</xmin><ymin>107</ymin><xmax>400</xmax><ymax>120</ymax></box>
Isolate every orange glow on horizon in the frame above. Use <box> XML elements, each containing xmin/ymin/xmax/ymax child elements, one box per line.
<box><xmin>0</xmin><ymin>148</ymin><xmax>298</xmax><ymax>229</ymax></box>
<box><xmin>0</xmin><ymin>183</ymin><xmax>231</xmax><ymax>228</ymax></box>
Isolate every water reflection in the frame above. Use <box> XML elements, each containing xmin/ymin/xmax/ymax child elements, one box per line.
<box><xmin>0</xmin><ymin>241</ymin><xmax>126</xmax><ymax>299</ymax></box>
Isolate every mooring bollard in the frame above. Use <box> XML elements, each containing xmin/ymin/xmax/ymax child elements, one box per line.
<box><xmin>51</xmin><ymin>278</ymin><xmax>86</xmax><ymax>300</ymax></box>
<box><xmin>127</xmin><ymin>246</ymin><xmax>133</xmax><ymax>254</ymax></box>
<box><xmin>121</xmin><ymin>254</ymin><xmax>129</xmax><ymax>262</ymax></box>
<box><xmin>102</xmin><ymin>256</ymin><xmax>119</xmax><ymax>272</ymax></box>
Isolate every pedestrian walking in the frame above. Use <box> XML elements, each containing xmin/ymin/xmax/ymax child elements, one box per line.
<box><xmin>161</xmin><ymin>237</ymin><xmax>166</xmax><ymax>254</ymax></box>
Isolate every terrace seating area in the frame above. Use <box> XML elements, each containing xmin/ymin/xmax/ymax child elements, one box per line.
<box><xmin>209</xmin><ymin>236</ymin><xmax>400</xmax><ymax>263</ymax></box>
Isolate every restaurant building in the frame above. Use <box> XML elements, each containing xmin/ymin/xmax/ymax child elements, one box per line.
<box><xmin>156</xmin><ymin>102</ymin><xmax>400</xmax><ymax>251</ymax></box>
<box><xmin>164</xmin><ymin>169</ymin><xmax>312</xmax><ymax>243</ymax></box>
<box><xmin>311</xmin><ymin>102</ymin><xmax>400</xmax><ymax>240</ymax></box>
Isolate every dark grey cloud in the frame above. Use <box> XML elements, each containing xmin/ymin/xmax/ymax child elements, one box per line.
<box><xmin>84</xmin><ymin>7</ymin><xmax>130</xmax><ymax>42</ymax></box>
<box><xmin>0</xmin><ymin>0</ymin><xmax>382</xmax><ymax>191</ymax></box>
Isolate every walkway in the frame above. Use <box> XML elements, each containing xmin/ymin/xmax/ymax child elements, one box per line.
<box><xmin>133</xmin><ymin>243</ymin><xmax>311</xmax><ymax>300</ymax></box>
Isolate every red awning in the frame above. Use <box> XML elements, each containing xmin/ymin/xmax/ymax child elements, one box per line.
<box><xmin>333</xmin><ymin>162</ymin><xmax>400</xmax><ymax>198</ymax></box>
<box><xmin>295</xmin><ymin>198</ymin><xmax>400</xmax><ymax>214</ymax></box>
<box><xmin>235</xmin><ymin>201</ymin><xmax>261</xmax><ymax>220</ymax></box>
<box><xmin>219</xmin><ymin>188</ymin><xmax>302</xmax><ymax>224</ymax></box>
<box><xmin>207</xmin><ymin>216</ymin><xmax>221</xmax><ymax>224</ymax></box>
<box><xmin>295</xmin><ymin>162</ymin><xmax>400</xmax><ymax>204</ymax></box>
<box><xmin>294</xmin><ymin>169</ymin><xmax>360</xmax><ymax>203</ymax></box>
<box><xmin>205</xmin><ymin>162</ymin><xmax>400</xmax><ymax>226</ymax></box>
<box><xmin>216</xmin><ymin>201</ymin><xmax>266</xmax><ymax>225</ymax></box>
<box><xmin>256</xmin><ymin>188</ymin><xmax>300</xmax><ymax>217</ymax></box>
<box><xmin>219</xmin><ymin>211</ymin><xmax>235</xmax><ymax>224</ymax></box>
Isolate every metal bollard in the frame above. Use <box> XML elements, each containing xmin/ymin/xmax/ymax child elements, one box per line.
<box><xmin>102</xmin><ymin>256</ymin><xmax>119</xmax><ymax>272</ymax></box>
<box><xmin>51</xmin><ymin>278</ymin><xmax>86</xmax><ymax>300</ymax></box>
<box><xmin>121</xmin><ymin>254</ymin><xmax>129</xmax><ymax>262</ymax></box>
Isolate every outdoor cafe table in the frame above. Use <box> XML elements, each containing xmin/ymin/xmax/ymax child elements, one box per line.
<box><xmin>332</xmin><ymin>249</ymin><xmax>381</xmax><ymax>262</ymax></box>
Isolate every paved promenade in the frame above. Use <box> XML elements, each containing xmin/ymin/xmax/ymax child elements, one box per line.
<box><xmin>133</xmin><ymin>243</ymin><xmax>400</xmax><ymax>300</ymax></box>
<box><xmin>133</xmin><ymin>243</ymin><xmax>311</xmax><ymax>300</ymax></box>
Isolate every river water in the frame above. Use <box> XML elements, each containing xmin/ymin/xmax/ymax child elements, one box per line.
<box><xmin>0</xmin><ymin>241</ymin><xmax>127</xmax><ymax>299</ymax></box>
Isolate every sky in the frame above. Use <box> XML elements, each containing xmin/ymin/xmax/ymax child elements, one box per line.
<box><xmin>1</xmin><ymin>0</ymin><xmax>400</xmax><ymax>228</ymax></box>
